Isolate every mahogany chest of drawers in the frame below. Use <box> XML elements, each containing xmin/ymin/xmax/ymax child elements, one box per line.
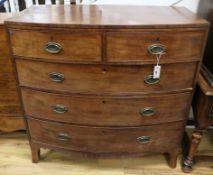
<box><xmin>0</xmin><ymin>13</ymin><xmax>24</xmax><ymax>132</ymax></box>
<box><xmin>5</xmin><ymin>5</ymin><xmax>209</xmax><ymax>168</ymax></box>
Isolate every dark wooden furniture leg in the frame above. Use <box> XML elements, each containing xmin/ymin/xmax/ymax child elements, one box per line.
<box><xmin>30</xmin><ymin>142</ymin><xmax>40</xmax><ymax>163</ymax></box>
<box><xmin>168</xmin><ymin>148</ymin><xmax>181</xmax><ymax>168</ymax></box>
<box><xmin>184</xmin><ymin>0</ymin><xmax>213</xmax><ymax>172</ymax></box>
<box><xmin>183</xmin><ymin>71</ymin><xmax>213</xmax><ymax>173</ymax></box>
<box><xmin>183</xmin><ymin>130</ymin><xmax>203</xmax><ymax>173</ymax></box>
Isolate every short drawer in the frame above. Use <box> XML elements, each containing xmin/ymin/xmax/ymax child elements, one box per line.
<box><xmin>16</xmin><ymin>59</ymin><xmax>197</xmax><ymax>94</ymax></box>
<box><xmin>9</xmin><ymin>30</ymin><xmax>102</xmax><ymax>62</ymax></box>
<box><xmin>107</xmin><ymin>31</ymin><xmax>205</xmax><ymax>63</ymax></box>
<box><xmin>22</xmin><ymin>89</ymin><xmax>191</xmax><ymax>126</ymax></box>
<box><xmin>28</xmin><ymin>118</ymin><xmax>184</xmax><ymax>155</ymax></box>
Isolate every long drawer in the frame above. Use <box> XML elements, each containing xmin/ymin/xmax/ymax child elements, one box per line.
<box><xmin>22</xmin><ymin>88</ymin><xmax>191</xmax><ymax>126</ymax></box>
<box><xmin>16</xmin><ymin>59</ymin><xmax>197</xmax><ymax>94</ymax></box>
<box><xmin>9</xmin><ymin>30</ymin><xmax>102</xmax><ymax>62</ymax></box>
<box><xmin>28</xmin><ymin>118</ymin><xmax>184</xmax><ymax>155</ymax></box>
<box><xmin>107</xmin><ymin>30</ymin><xmax>205</xmax><ymax>63</ymax></box>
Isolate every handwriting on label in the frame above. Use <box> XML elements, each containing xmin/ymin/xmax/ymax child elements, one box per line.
<box><xmin>153</xmin><ymin>65</ymin><xmax>161</xmax><ymax>79</ymax></box>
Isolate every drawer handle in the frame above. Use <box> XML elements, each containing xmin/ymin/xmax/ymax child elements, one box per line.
<box><xmin>45</xmin><ymin>42</ymin><xmax>62</xmax><ymax>54</ymax></box>
<box><xmin>137</xmin><ymin>136</ymin><xmax>151</xmax><ymax>144</ymax></box>
<box><xmin>148</xmin><ymin>44</ymin><xmax>166</xmax><ymax>55</ymax></box>
<box><xmin>52</xmin><ymin>104</ymin><xmax>68</xmax><ymax>114</ymax></box>
<box><xmin>139</xmin><ymin>107</ymin><xmax>155</xmax><ymax>117</ymax></box>
<box><xmin>49</xmin><ymin>72</ymin><xmax>65</xmax><ymax>83</ymax></box>
<box><xmin>57</xmin><ymin>133</ymin><xmax>70</xmax><ymax>141</ymax></box>
<box><xmin>144</xmin><ymin>75</ymin><xmax>160</xmax><ymax>85</ymax></box>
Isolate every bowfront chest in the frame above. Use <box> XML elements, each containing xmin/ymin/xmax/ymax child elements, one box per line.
<box><xmin>5</xmin><ymin>5</ymin><xmax>209</xmax><ymax>168</ymax></box>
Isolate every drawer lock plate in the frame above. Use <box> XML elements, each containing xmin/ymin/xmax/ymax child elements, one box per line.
<box><xmin>52</xmin><ymin>104</ymin><xmax>68</xmax><ymax>114</ymax></box>
<box><xmin>137</xmin><ymin>136</ymin><xmax>151</xmax><ymax>144</ymax></box>
<box><xmin>45</xmin><ymin>42</ymin><xmax>62</xmax><ymax>54</ymax></box>
<box><xmin>140</xmin><ymin>107</ymin><xmax>156</xmax><ymax>117</ymax></box>
<box><xmin>57</xmin><ymin>133</ymin><xmax>70</xmax><ymax>141</ymax></box>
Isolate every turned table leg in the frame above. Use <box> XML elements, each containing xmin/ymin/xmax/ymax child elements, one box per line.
<box><xmin>183</xmin><ymin>130</ymin><xmax>203</xmax><ymax>173</ymax></box>
<box><xmin>30</xmin><ymin>142</ymin><xmax>40</xmax><ymax>163</ymax></box>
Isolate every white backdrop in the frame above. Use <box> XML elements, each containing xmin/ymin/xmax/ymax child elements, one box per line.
<box><xmin>4</xmin><ymin>0</ymin><xmax>200</xmax><ymax>13</ymax></box>
<box><xmin>92</xmin><ymin>0</ymin><xmax>200</xmax><ymax>13</ymax></box>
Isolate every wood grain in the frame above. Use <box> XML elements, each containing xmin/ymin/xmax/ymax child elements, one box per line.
<box><xmin>16</xmin><ymin>59</ymin><xmax>197</xmax><ymax>94</ymax></box>
<box><xmin>28</xmin><ymin>117</ymin><xmax>184</xmax><ymax>155</ymax></box>
<box><xmin>183</xmin><ymin>71</ymin><xmax>213</xmax><ymax>172</ymax></box>
<box><xmin>22</xmin><ymin>88</ymin><xmax>192</xmax><ymax>126</ymax></box>
<box><xmin>199</xmin><ymin>73</ymin><xmax>213</xmax><ymax>96</ymax></box>
<box><xmin>192</xmin><ymin>72</ymin><xmax>213</xmax><ymax>129</ymax></box>
<box><xmin>0</xmin><ymin>14</ymin><xmax>24</xmax><ymax>132</ymax></box>
<box><xmin>10</xmin><ymin>29</ymin><xmax>102</xmax><ymax>62</ymax></box>
<box><xmin>4</xmin><ymin>5</ymin><xmax>209</xmax><ymax>29</ymax></box>
<box><xmin>107</xmin><ymin>30</ymin><xmax>205</xmax><ymax>62</ymax></box>
<box><xmin>0</xmin><ymin>116</ymin><xmax>24</xmax><ymax>132</ymax></box>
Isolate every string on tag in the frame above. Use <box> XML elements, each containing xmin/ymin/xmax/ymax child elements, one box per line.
<box><xmin>156</xmin><ymin>53</ymin><xmax>162</xmax><ymax>66</ymax></box>
<box><xmin>153</xmin><ymin>53</ymin><xmax>163</xmax><ymax>79</ymax></box>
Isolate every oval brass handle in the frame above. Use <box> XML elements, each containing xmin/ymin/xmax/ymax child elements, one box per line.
<box><xmin>148</xmin><ymin>44</ymin><xmax>166</xmax><ymax>55</ymax></box>
<box><xmin>49</xmin><ymin>72</ymin><xmax>65</xmax><ymax>83</ymax></box>
<box><xmin>52</xmin><ymin>104</ymin><xmax>68</xmax><ymax>114</ymax></box>
<box><xmin>144</xmin><ymin>75</ymin><xmax>160</xmax><ymax>85</ymax></box>
<box><xmin>57</xmin><ymin>133</ymin><xmax>70</xmax><ymax>141</ymax></box>
<box><xmin>137</xmin><ymin>136</ymin><xmax>151</xmax><ymax>144</ymax></box>
<box><xmin>45</xmin><ymin>42</ymin><xmax>62</xmax><ymax>54</ymax></box>
<box><xmin>139</xmin><ymin>107</ymin><xmax>155</xmax><ymax>117</ymax></box>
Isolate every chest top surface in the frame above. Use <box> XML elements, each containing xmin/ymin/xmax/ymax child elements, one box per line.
<box><xmin>5</xmin><ymin>5</ymin><xmax>209</xmax><ymax>29</ymax></box>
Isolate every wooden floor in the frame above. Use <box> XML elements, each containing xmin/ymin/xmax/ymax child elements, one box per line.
<box><xmin>0</xmin><ymin>129</ymin><xmax>212</xmax><ymax>175</ymax></box>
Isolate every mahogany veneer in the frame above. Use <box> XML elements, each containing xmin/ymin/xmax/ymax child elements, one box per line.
<box><xmin>0</xmin><ymin>13</ymin><xmax>24</xmax><ymax>132</ymax></box>
<box><xmin>22</xmin><ymin>89</ymin><xmax>191</xmax><ymax>126</ymax></box>
<box><xmin>5</xmin><ymin>5</ymin><xmax>209</xmax><ymax>168</ymax></box>
<box><xmin>10</xmin><ymin>30</ymin><xmax>102</xmax><ymax>62</ymax></box>
<box><xmin>28</xmin><ymin>117</ymin><xmax>185</xmax><ymax>156</ymax></box>
<box><xmin>16</xmin><ymin>59</ymin><xmax>197</xmax><ymax>94</ymax></box>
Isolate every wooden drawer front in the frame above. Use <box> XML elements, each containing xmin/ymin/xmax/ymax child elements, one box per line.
<box><xmin>10</xmin><ymin>30</ymin><xmax>102</xmax><ymax>62</ymax></box>
<box><xmin>22</xmin><ymin>89</ymin><xmax>191</xmax><ymax>126</ymax></box>
<box><xmin>107</xmin><ymin>31</ymin><xmax>204</xmax><ymax>63</ymax></box>
<box><xmin>28</xmin><ymin>118</ymin><xmax>184</xmax><ymax>154</ymax></box>
<box><xmin>17</xmin><ymin>59</ymin><xmax>197</xmax><ymax>93</ymax></box>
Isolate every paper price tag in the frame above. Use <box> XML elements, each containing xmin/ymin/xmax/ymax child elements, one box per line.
<box><xmin>153</xmin><ymin>65</ymin><xmax>161</xmax><ymax>79</ymax></box>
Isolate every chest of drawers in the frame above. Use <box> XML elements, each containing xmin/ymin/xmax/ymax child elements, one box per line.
<box><xmin>5</xmin><ymin>5</ymin><xmax>209</xmax><ymax>168</ymax></box>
